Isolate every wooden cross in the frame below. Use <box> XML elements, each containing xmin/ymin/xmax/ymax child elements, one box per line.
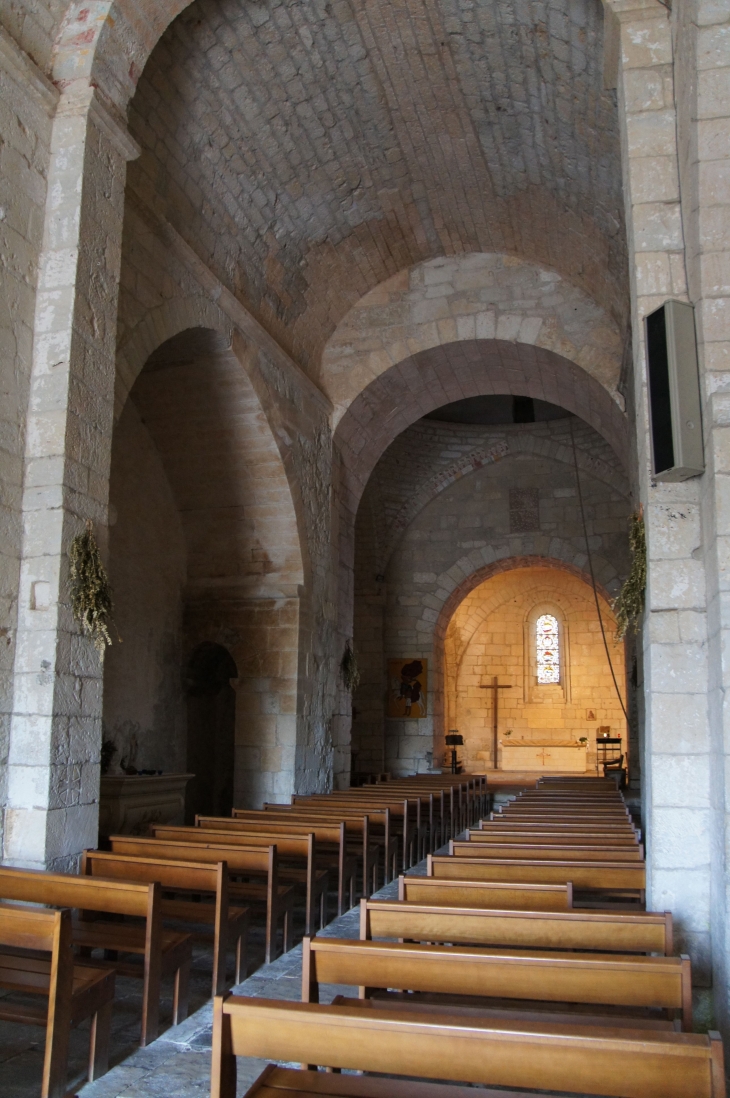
<box><xmin>479</xmin><ymin>676</ymin><xmax>513</xmax><ymax>769</ymax></box>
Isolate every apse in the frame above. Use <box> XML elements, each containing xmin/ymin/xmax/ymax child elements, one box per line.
<box><xmin>442</xmin><ymin>565</ymin><xmax>628</xmax><ymax>775</ymax></box>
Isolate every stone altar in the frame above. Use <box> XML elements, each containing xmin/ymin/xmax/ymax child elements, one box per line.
<box><xmin>499</xmin><ymin>740</ymin><xmax>588</xmax><ymax>772</ymax></box>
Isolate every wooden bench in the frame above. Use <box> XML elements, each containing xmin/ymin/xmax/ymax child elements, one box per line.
<box><xmin>109</xmin><ymin>835</ymin><xmax>293</xmax><ymax>964</ymax></box>
<box><xmin>498</xmin><ymin>808</ymin><xmax>627</xmax><ymax>816</ymax></box>
<box><xmin>293</xmin><ymin>794</ymin><xmax>421</xmax><ymax>871</ymax></box>
<box><xmin>428</xmin><ymin>854</ymin><xmax>646</xmax><ymax>901</ymax></box>
<box><xmin>212</xmin><ymin>997</ymin><xmax>727</xmax><ymax>1098</ymax></box>
<box><xmin>0</xmin><ymin>902</ymin><xmax>114</xmax><ymax>1098</ymax></box>
<box><xmin>360</xmin><ymin>898</ymin><xmax>673</xmax><ymax>954</ymax></box>
<box><xmin>0</xmin><ymin>864</ymin><xmax>191</xmax><ymax>1046</ymax></box>
<box><xmin>199</xmin><ymin>815</ymin><xmax>357</xmax><ymax>916</ymax></box>
<box><xmin>398</xmin><ymin>875</ymin><xmax>574</xmax><ymax>911</ymax></box>
<box><xmin>262</xmin><ymin>804</ymin><xmax>396</xmax><ymax>887</ymax></box>
<box><xmin>482</xmin><ymin>822</ymin><xmax>642</xmax><ymax>843</ymax></box>
<box><xmin>478</xmin><ymin>821</ymin><xmax>639</xmax><ymax>839</ymax></box>
<box><xmin>82</xmin><ymin>850</ymin><xmax>248</xmax><ymax>994</ymax></box>
<box><xmin>301</xmin><ymin>936</ymin><xmax>692</xmax><ymax>1029</ymax></box>
<box><xmin>450</xmin><ymin>839</ymin><xmax>645</xmax><ymax>862</ymax></box>
<box><xmin>471</xmin><ymin>827</ymin><xmax>639</xmax><ymax>846</ymax></box>
<box><xmin>152</xmin><ymin>824</ymin><xmax>328</xmax><ymax>938</ymax></box>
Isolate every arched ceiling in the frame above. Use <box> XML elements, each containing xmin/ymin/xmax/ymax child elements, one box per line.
<box><xmin>127</xmin><ymin>0</ymin><xmax>627</xmax><ymax>374</ymax></box>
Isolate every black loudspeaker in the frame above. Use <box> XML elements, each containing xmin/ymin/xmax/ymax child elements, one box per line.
<box><xmin>645</xmin><ymin>300</ymin><xmax>704</xmax><ymax>481</ymax></box>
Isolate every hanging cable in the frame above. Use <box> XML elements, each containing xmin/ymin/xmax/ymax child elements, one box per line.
<box><xmin>569</xmin><ymin>418</ymin><xmax>630</xmax><ymax>723</ymax></box>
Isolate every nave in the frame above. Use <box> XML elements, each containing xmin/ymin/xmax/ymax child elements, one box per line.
<box><xmin>0</xmin><ymin>774</ymin><xmax>723</xmax><ymax>1098</ymax></box>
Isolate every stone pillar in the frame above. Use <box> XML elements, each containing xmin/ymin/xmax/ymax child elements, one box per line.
<box><xmin>607</xmin><ymin>0</ymin><xmax>713</xmax><ymax>1013</ymax></box>
<box><xmin>3</xmin><ymin>85</ymin><xmax>139</xmax><ymax>870</ymax></box>
<box><xmin>673</xmin><ymin>0</ymin><xmax>730</xmax><ymax>1033</ymax></box>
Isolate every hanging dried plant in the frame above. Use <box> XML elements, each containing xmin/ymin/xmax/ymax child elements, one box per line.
<box><xmin>613</xmin><ymin>508</ymin><xmax>646</xmax><ymax>639</ymax></box>
<box><xmin>340</xmin><ymin>641</ymin><xmax>361</xmax><ymax>693</ymax></box>
<box><xmin>69</xmin><ymin>520</ymin><xmax>116</xmax><ymax>657</ymax></box>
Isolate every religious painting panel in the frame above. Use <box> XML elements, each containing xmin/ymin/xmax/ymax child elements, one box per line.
<box><xmin>387</xmin><ymin>659</ymin><xmax>428</xmax><ymax>719</ymax></box>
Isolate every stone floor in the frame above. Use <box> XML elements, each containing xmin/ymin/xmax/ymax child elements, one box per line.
<box><xmin>74</xmin><ymin>879</ymin><xmax>401</xmax><ymax>1098</ymax></box>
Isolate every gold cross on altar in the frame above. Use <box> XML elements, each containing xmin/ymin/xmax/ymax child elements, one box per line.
<box><xmin>536</xmin><ymin>748</ymin><xmax>552</xmax><ymax>766</ymax></box>
<box><xmin>479</xmin><ymin>676</ymin><xmax>513</xmax><ymax>769</ymax></box>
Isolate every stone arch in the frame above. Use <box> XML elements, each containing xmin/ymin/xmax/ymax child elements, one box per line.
<box><xmin>106</xmin><ymin>322</ymin><xmax>305</xmax><ymax>807</ymax></box>
<box><xmin>321</xmin><ymin>254</ymin><xmax>625</xmax><ymax>429</ymax></box>
<box><xmin>115</xmin><ymin>295</ymin><xmax>233</xmax><ymax>417</ymax></box>
<box><xmin>53</xmin><ymin>2</ymin><xmax>195</xmax><ymax>109</ymax></box>
<box><xmin>336</xmin><ymin>338</ymin><xmax>628</xmax><ymax>639</ymax></box>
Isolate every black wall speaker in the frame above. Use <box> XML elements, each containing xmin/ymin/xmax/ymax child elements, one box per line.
<box><xmin>645</xmin><ymin>300</ymin><xmax>704</xmax><ymax>481</ymax></box>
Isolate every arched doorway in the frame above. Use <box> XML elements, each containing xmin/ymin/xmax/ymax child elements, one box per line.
<box><xmin>185</xmin><ymin>643</ymin><xmax>237</xmax><ymax>822</ymax></box>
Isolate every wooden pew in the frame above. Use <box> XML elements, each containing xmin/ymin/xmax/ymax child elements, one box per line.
<box><xmin>293</xmin><ymin>794</ymin><xmax>421</xmax><ymax>871</ymax></box>
<box><xmin>152</xmin><ymin>824</ymin><xmax>328</xmax><ymax>938</ymax></box>
<box><xmin>468</xmin><ymin>828</ymin><xmax>640</xmax><ymax>847</ymax></box>
<box><xmin>212</xmin><ymin>997</ymin><xmax>727</xmax><ymax>1098</ymax></box>
<box><xmin>428</xmin><ymin>853</ymin><xmax>646</xmax><ymax>901</ymax></box>
<box><xmin>360</xmin><ymin>898</ymin><xmax>673</xmax><ymax>954</ymax></box>
<box><xmin>82</xmin><ymin>850</ymin><xmax>248</xmax><ymax>994</ymax></box>
<box><xmin>450</xmin><ymin>839</ymin><xmax>645</xmax><ymax>862</ymax></box>
<box><xmin>483</xmin><ymin>821</ymin><xmax>641</xmax><ymax>842</ymax></box>
<box><xmin>389</xmin><ymin>775</ymin><xmax>486</xmax><ymax>830</ymax></box>
<box><xmin>201</xmin><ymin>814</ymin><xmax>357</xmax><ymax>915</ymax></box>
<box><xmin>398</xmin><ymin>875</ymin><xmax>574</xmax><ymax>911</ymax></box>
<box><xmin>0</xmin><ymin>864</ymin><xmax>191</xmax><ymax>1046</ymax></box>
<box><xmin>0</xmin><ymin>902</ymin><xmax>114</xmax><ymax>1098</ymax></box>
<box><xmin>301</xmin><ymin>936</ymin><xmax>693</xmax><ymax>1029</ymax></box>
<box><xmin>478</xmin><ymin>819</ymin><xmax>638</xmax><ymax>835</ymax></box>
<box><xmin>496</xmin><ymin>807</ymin><xmax>631</xmax><ymax>819</ymax></box>
<box><xmin>109</xmin><ymin>835</ymin><xmax>293</xmax><ymax>964</ymax></box>
<box><xmin>493</xmin><ymin>808</ymin><xmax>632</xmax><ymax>817</ymax></box>
<box><xmin>262</xmin><ymin>804</ymin><xmax>397</xmax><ymax>888</ymax></box>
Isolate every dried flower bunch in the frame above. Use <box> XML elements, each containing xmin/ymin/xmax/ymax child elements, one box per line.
<box><xmin>613</xmin><ymin>509</ymin><xmax>646</xmax><ymax>639</ymax></box>
<box><xmin>340</xmin><ymin>641</ymin><xmax>360</xmax><ymax>693</ymax></box>
<box><xmin>69</xmin><ymin>520</ymin><xmax>115</xmax><ymax>657</ymax></box>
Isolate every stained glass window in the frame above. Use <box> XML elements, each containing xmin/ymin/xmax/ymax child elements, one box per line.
<box><xmin>536</xmin><ymin>614</ymin><xmax>560</xmax><ymax>684</ymax></box>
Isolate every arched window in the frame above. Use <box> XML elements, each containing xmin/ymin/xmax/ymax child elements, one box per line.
<box><xmin>536</xmin><ymin>614</ymin><xmax>560</xmax><ymax>684</ymax></box>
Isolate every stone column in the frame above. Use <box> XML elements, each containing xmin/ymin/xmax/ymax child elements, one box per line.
<box><xmin>607</xmin><ymin>0</ymin><xmax>713</xmax><ymax>1014</ymax></box>
<box><xmin>4</xmin><ymin>85</ymin><xmax>139</xmax><ymax>871</ymax></box>
<box><xmin>673</xmin><ymin>0</ymin><xmax>730</xmax><ymax>1033</ymax></box>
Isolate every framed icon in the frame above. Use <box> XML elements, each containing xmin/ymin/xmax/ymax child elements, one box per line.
<box><xmin>387</xmin><ymin>659</ymin><xmax>427</xmax><ymax>719</ymax></box>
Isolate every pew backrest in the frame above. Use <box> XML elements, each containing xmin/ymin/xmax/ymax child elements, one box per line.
<box><xmin>109</xmin><ymin>836</ymin><xmax>277</xmax><ymax>881</ymax></box>
<box><xmin>0</xmin><ymin>863</ymin><xmax>157</xmax><ymax>919</ymax></box>
<box><xmin>398</xmin><ymin>875</ymin><xmax>573</xmax><ymax>911</ymax></box>
<box><xmin>450</xmin><ymin>840</ymin><xmax>645</xmax><ymax>862</ymax></box>
<box><xmin>428</xmin><ymin>854</ymin><xmax>646</xmax><ymax>893</ymax></box>
<box><xmin>211</xmin><ymin>996</ymin><xmax>726</xmax><ymax>1098</ymax></box>
<box><xmin>0</xmin><ymin>902</ymin><xmax>73</xmax><ymax>1098</ymax></box>
<box><xmin>301</xmin><ymin>937</ymin><xmax>692</xmax><ymax>1027</ymax></box>
<box><xmin>360</xmin><ymin>899</ymin><xmax>672</xmax><ymax>954</ymax></box>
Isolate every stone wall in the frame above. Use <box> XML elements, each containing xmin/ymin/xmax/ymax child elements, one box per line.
<box><xmin>0</xmin><ymin>26</ymin><xmax>55</xmax><ymax>855</ymax></box>
<box><xmin>102</xmin><ymin>397</ymin><xmax>187</xmax><ymax>776</ymax></box>
<box><xmin>352</xmin><ymin>415</ymin><xmax>632</xmax><ymax>776</ymax></box>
